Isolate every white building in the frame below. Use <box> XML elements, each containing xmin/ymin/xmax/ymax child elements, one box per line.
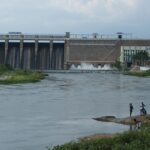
<box><xmin>120</xmin><ymin>46</ymin><xmax>150</xmax><ymax>66</ymax></box>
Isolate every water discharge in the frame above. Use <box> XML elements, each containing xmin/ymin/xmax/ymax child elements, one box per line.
<box><xmin>140</xmin><ymin>66</ymin><xmax>150</xmax><ymax>71</ymax></box>
<box><xmin>70</xmin><ymin>63</ymin><xmax>112</xmax><ymax>70</ymax></box>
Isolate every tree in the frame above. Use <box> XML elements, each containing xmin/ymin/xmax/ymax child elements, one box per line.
<box><xmin>133</xmin><ymin>51</ymin><xmax>149</xmax><ymax>66</ymax></box>
<box><xmin>113</xmin><ymin>60</ymin><xmax>122</xmax><ymax>70</ymax></box>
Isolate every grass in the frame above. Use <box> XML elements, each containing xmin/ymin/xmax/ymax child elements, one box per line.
<box><xmin>0</xmin><ymin>71</ymin><xmax>45</xmax><ymax>84</ymax></box>
<box><xmin>125</xmin><ymin>70</ymin><xmax>150</xmax><ymax>77</ymax></box>
<box><xmin>49</xmin><ymin>124</ymin><xmax>150</xmax><ymax>150</ymax></box>
<box><xmin>0</xmin><ymin>64</ymin><xmax>13</xmax><ymax>75</ymax></box>
<box><xmin>0</xmin><ymin>64</ymin><xmax>45</xmax><ymax>84</ymax></box>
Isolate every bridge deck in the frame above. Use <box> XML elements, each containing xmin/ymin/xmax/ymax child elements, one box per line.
<box><xmin>0</xmin><ymin>34</ymin><xmax>66</xmax><ymax>41</ymax></box>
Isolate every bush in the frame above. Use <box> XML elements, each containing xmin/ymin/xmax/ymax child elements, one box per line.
<box><xmin>113</xmin><ymin>60</ymin><xmax>122</xmax><ymax>70</ymax></box>
<box><xmin>49</xmin><ymin>124</ymin><xmax>150</xmax><ymax>150</ymax></box>
<box><xmin>126</xmin><ymin>70</ymin><xmax>150</xmax><ymax>77</ymax></box>
<box><xmin>0</xmin><ymin>69</ymin><xmax>45</xmax><ymax>84</ymax></box>
<box><xmin>0</xmin><ymin>64</ymin><xmax>13</xmax><ymax>74</ymax></box>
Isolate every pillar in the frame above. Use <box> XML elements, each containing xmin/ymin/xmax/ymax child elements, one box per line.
<box><xmin>20</xmin><ymin>37</ymin><xmax>23</xmax><ymax>68</ymax></box>
<box><xmin>49</xmin><ymin>40</ymin><xmax>53</xmax><ymax>69</ymax></box>
<box><xmin>35</xmin><ymin>39</ymin><xmax>38</xmax><ymax>69</ymax></box>
<box><xmin>64</xmin><ymin>39</ymin><xmax>70</xmax><ymax>69</ymax></box>
<box><xmin>4</xmin><ymin>35</ymin><xmax>9</xmax><ymax>64</ymax></box>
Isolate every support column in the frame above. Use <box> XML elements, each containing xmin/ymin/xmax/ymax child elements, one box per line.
<box><xmin>64</xmin><ymin>39</ymin><xmax>70</xmax><ymax>70</ymax></box>
<box><xmin>4</xmin><ymin>35</ymin><xmax>9</xmax><ymax>64</ymax></box>
<box><xmin>35</xmin><ymin>38</ymin><xmax>38</xmax><ymax>70</ymax></box>
<box><xmin>49</xmin><ymin>40</ymin><xmax>53</xmax><ymax>69</ymax></box>
<box><xmin>20</xmin><ymin>36</ymin><xmax>24</xmax><ymax>69</ymax></box>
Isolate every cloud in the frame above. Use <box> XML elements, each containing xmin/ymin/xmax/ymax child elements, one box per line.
<box><xmin>0</xmin><ymin>0</ymin><xmax>149</xmax><ymax>36</ymax></box>
<box><xmin>48</xmin><ymin>0</ymin><xmax>137</xmax><ymax>20</ymax></box>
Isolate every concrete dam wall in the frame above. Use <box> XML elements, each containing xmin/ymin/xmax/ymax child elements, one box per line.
<box><xmin>0</xmin><ymin>33</ymin><xmax>150</xmax><ymax>70</ymax></box>
<box><xmin>65</xmin><ymin>39</ymin><xmax>150</xmax><ymax>68</ymax></box>
<box><xmin>0</xmin><ymin>41</ymin><xmax>64</xmax><ymax>70</ymax></box>
<box><xmin>65</xmin><ymin>39</ymin><xmax>121</xmax><ymax>67</ymax></box>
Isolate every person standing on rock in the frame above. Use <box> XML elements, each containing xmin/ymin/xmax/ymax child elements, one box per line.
<box><xmin>129</xmin><ymin>103</ymin><xmax>133</xmax><ymax>117</ymax></box>
<box><xmin>140</xmin><ymin>102</ymin><xmax>147</xmax><ymax>115</ymax></box>
<box><xmin>141</xmin><ymin>102</ymin><xmax>145</xmax><ymax>109</ymax></box>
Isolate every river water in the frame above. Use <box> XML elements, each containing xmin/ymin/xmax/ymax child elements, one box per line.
<box><xmin>0</xmin><ymin>72</ymin><xmax>150</xmax><ymax>150</ymax></box>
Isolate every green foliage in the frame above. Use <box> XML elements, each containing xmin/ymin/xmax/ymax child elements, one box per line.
<box><xmin>133</xmin><ymin>51</ymin><xmax>149</xmax><ymax>61</ymax></box>
<box><xmin>50</xmin><ymin>138</ymin><xmax>114</xmax><ymax>150</ymax></box>
<box><xmin>133</xmin><ymin>51</ymin><xmax>149</xmax><ymax>66</ymax></box>
<box><xmin>112</xmin><ymin>124</ymin><xmax>150</xmax><ymax>150</ymax></box>
<box><xmin>126</xmin><ymin>70</ymin><xmax>150</xmax><ymax>77</ymax></box>
<box><xmin>49</xmin><ymin>124</ymin><xmax>150</xmax><ymax>150</ymax></box>
<box><xmin>113</xmin><ymin>60</ymin><xmax>122</xmax><ymax>70</ymax></box>
<box><xmin>0</xmin><ymin>66</ymin><xmax>45</xmax><ymax>84</ymax></box>
<box><xmin>0</xmin><ymin>64</ymin><xmax>13</xmax><ymax>74</ymax></box>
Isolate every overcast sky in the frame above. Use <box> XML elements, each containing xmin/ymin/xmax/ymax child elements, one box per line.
<box><xmin>0</xmin><ymin>0</ymin><xmax>150</xmax><ymax>37</ymax></box>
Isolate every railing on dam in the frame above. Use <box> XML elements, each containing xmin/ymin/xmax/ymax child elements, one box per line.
<box><xmin>0</xmin><ymin>32</ymin><xmax>148</xmax><ymax>41</ymax></box>
<box><xmin>0</xmin><ymin>33</ymin><xmax>67</xmax><ymax>40</ymax></box>
<box><xmin>70</xmin><ymin>34</ymin><xmax>117</xmax><ymax>39</ymax></box>
<box><xmin>0</xmin><ymin>32</ymin><xmax>134</xmax><ymax>41</ymax></box>
<box><xmin>70</xmin><ymin>33</ymin><xmax>133</xmax><ymax>40</ymax></box>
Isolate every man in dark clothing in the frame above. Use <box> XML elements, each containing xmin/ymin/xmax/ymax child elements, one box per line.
<box><xmin>129</xmin><ymin>103</ymin><xmax>133</xmax><ymax>117</ymax></box>
<box><xmin>140</xmin><ymin>102</ymin><xmax>147</xmax><ymax>115</ymax></box>
<box><xmin>141</xmin><ymin>102</ymin><xmax>145</xmax><ymax>109</ymax></box>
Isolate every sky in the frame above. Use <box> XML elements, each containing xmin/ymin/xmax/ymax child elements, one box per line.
<box><xmin>0</xmin><ymin>0</ymin><xmax>150</xmax><ymax>37</ymax></box>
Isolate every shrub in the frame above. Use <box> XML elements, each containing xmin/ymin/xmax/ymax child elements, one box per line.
<box><xmin>0</xmin><ymin>64</ymin><xmax>13</xmax><ymax>74</ymax></box>
<box><xmin>113</xmin><ymin>60</ymin><xmax>122</xmax><ymax>70</ymax></box>
<box><xmin>49</xmin><ymin>124</ymin><xmax>150</xmax><ymax>150</ymax></box>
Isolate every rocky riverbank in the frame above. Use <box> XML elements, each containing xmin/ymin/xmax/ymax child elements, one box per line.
<box><xmin>79</xmin><ymin>114</ymin><xmax>150</xmax><ymax>142</ymax></box>
<box><xmin>50</xmin><ymin>115</ymin><xmax>150</xmax><ymax>150</ymax></box>
<box><xmin>93</xmin><ymin>114</ymin><xmax>150</xmax><ymax>125</ymax></box>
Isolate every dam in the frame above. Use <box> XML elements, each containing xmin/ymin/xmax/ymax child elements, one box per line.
<box><xmin>0</xmin><ymin>32</ymin><xmax>150</xmax><ymax>70</ymax></box>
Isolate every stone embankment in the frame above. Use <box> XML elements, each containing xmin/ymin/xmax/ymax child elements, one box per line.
<box><xmin>93</xmin><ymin>114</ymin><xmax>150</xmax><ymax>125</ymax></box>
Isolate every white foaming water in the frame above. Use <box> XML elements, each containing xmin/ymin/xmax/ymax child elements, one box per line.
<box><xmin>140</xmin><ymin>66</ymin><xmax>150</xmax><ymax>71</ymax></box>
<box><xmin>70</xmin><ymin>62</ymin><xmax>112</xmax><ymax>70</ymax></box>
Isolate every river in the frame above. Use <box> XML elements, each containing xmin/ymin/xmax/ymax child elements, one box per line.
<box><xmin>0</xmin><ymin>72</ymin><xmax>150</xmax><ymax>150</ymax></box>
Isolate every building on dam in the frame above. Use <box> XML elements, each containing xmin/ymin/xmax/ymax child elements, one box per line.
<box><xmin>0</xmin><ymin>32</ymin><xmax>150</xmax><ymax>70</ymax></box>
